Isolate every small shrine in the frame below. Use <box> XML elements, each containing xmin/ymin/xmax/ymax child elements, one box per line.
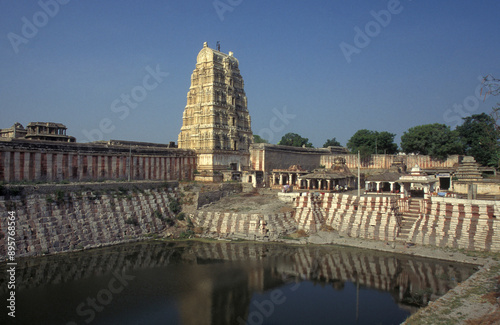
<box><xmin>271</xmin><ymin>165</ymin><xmax>309</xmax><ymax>188</ymax></box>
<box><xmin>297</xmin><ymin>158</ymin><xmax>356</xmax><ymax>191</ymax></box>
<box><xmin>398</xmin><ymin>165</ymin><xmax>437</xmax><ymax>199</ymax></box>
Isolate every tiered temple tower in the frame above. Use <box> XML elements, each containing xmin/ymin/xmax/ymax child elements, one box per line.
<box><xmin>178</xmin><ymin>42</ymin><xmax>252</xmax><ymax>181</ymax></box>
<box><xmin>455</xmin><ymin>156</ymin><xmax>483</xmax><ymax>181</ymax></box>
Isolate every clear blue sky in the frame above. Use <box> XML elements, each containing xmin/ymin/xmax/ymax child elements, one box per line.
<box><xmin>1</xmin><ymin>0</ymin><xmax>499</xmax><ymax>148</ymax></box>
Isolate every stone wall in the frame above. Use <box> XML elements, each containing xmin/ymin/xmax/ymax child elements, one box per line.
<box><xmin>321</xmin><ymin>154</ymin><xmax>461</xmax><ymax>170</ymax></box>
<box><xmin>195</xmin><ymin>183</ymin><xmax>242</xmax><ymax>208</ymax></box>
<box><xmin>408</xmin><ymin>197</ymin><xmax>500</xmax><ymax>251</ymax></box>
<box><xmin>294</xmin><ymin>193</ymin><xmax>399</xmax><ymax>240</ymax></box>
<box><xmin>293</xmin><ymin>192</ymin><xmax>500</xmax><ymax>252</ymax></box>
<box><xmin>189</xmin><ymin>211</ymin><xmax>297</xmax><ymax>240</ymax></box>
<box><xmin>250</xmin><ymin>143</ymin><xmax>330</xmax><ymax>172</ymax></box>
<box><xmin>177</xmin><ymin>182</ymin><xmax>243</xmax><ymax>214</ymax></box>
<box><xmin>0</xmin><ymin>138</ymin><xmax>196</xmax><ymax>183</ymax></box>
<box><xmin>250</xmin><ymin>143</ymin><xmax>461</xmax><ymax>175</ymax></box>
<box><xmin>0</xmin><ymin>186</ymin><xmax>181</xmax><ymax>261</ymax></box>
<box><xmin>453</xmin><ymin>180</ymin><xmax>500</xmax><ymax>195</ymax></box>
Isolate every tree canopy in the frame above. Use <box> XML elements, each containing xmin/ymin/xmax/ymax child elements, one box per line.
<box><xmin>277</xmin><ymin>133</ymin><xmax>313</xmax><ymax>148</ymax></box>
<box><xmin>253</xmin><ymin>134</ymin><xmax>269</xmax><ymax>144</ymax></box>
<box><xmin>346</xmin><ymin>129</ymin><xmax>398</xmax><ymax>158</ymax></box>
<box><xmin>400</xmin><ymin>123</ymin><xmax>463</xmax><ymax>160</ymax></box>
<box><xmin>323</xmin><ymin>138</ymin><xmax>341</xmax><ymax>148</ymax></box>
<box><xmin>456</xmin><ymin>113</ymin><xmax>499</xmax><ymax>167</ymax></box>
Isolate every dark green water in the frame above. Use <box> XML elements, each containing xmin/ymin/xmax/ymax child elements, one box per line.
<box><xmin>0</xmin><ymin>241</ymin><xmax>477</xmax><ymax>325</ymax></box>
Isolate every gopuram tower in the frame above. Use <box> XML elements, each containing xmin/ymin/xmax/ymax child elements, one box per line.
<box><xmin>178</xmin><ymin>42</ymin><xmax>253</xmax><ymax>181</ymax></box>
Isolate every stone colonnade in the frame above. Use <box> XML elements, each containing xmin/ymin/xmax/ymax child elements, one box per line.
<box><xmin>298</xmin><ymin>178</ymin><xmax>352</xmax><ymax>191</ymax></box>
<box><xmin>0</xmin><ymin>150</ymin><xmax>196</xmax><ymax>182</ymax></box>
<box><xmin>270</xmin><ymin>171</ymin><xmax>354</xmax><ymax>191</ymax></box>
<box><xmin>270</xmin><ymin>171</ymin><xmax>308</xmax><ymax>187</ymax></box>
<box><xmin>365</xmin><ymin>181</ymin><xmax>400</xmax><ymax>193</ymax></box>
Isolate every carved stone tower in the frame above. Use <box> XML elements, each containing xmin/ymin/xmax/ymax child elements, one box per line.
<box><xmin>178</xmin><ymin>42</ymin><xmax>252</xmax><ymax>181</ymax></box>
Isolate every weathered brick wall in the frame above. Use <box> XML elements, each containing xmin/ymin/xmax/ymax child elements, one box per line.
<box><xmin>0</xmin><ymin>187</ymin><xmax>181</xmax><ymax>261</ymax></box>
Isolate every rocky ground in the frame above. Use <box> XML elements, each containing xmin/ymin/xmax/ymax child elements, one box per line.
<box><xmin>199</xmin><ymin>188</ymin><xmax>294</xmax><ymax>214</ymax></box>
<box><xmin>196</xmin><ymin>189</ymin><xmax>500</xmax><ymax>324</ymax></box>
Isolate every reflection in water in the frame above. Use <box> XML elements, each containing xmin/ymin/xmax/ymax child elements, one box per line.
<box><xmin>0</xmin><ymin>241</ymin><xmax>476</xmax><ymax>325</ymax></box>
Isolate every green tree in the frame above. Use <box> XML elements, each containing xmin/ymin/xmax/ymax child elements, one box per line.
<box><xmin>253</xmin><ymin>134</ymin><xmax>269</xmax><ymax>144</ymax></box>
<box><xmin>456</xmin><ymin>113</ymin><xmax>499</xmax><ymax>167</ymax></box>
<box><xmin>346</xmin><ymin>129</ymin><xmax>398</xmax><ymax>158</ymax></box>
<box><xmin>401</xmin><ymin>123</ymin><xmax>463</xmax><ymax>160</ymax></box>
<box><xmin>323</xmin><ymin>138</ymin><xmax>341</xmax><ymax>148</ymax></box>
<box><xmin>277</xmin><ymin>133</ymin><xmax>313</xmax><ymax>148</ymax></box>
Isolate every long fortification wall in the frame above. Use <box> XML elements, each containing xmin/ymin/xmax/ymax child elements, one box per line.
<box><xmin>0</xmin><ymin>139</ymin><xmax>196</xmax><ymax>183</ymax></box>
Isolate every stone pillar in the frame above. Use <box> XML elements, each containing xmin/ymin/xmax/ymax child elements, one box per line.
<box><xmin>34</xmin><ymin>152</ymin><xmax>41</xmax><ymax>180</ymax></box>
<box><xmin>365</xmin><ymin>181</ymin><xmax>370</xmax><ymax>191</ymax></box>
<box><xmin>56</xmin><ymin>153</ymin><xmax>63</xmax><ymax>181</ymax></box>
<box><xmin>279</xmin><ymin>173</ymin><xmax>283</xmax><ymax>185</ymax></box>
<box><xmin>376</xmin><ymin>181</ymin><xmax>381</xmax><ymax>192</ymax></box>
<box><xmin>390</xmin><ymin>182</ymin><xmax>394</xmax><ymax>192</ymax></box>
<box><xmin>307</xmin><ymin>179</ymin><xmax>311</xmax><ymax>190</ymax></box>
<box><xmin>13</xmin><ymin>151</ymin><xmax>20</xmax><ymax>181</ymax></box>
<box><xmin>327</xmin><ymin>180</ymin><xmax>331</xmax><ymax>191</ymax></box>
<box><xmin>399</xmin><ymin>183</ymin><xmax>406</xmax><ymax>198</ymax></box>
<box><xmin>318</xmin><ymin>180</ymin><xmax>322</xmax><ymax>190</ymax></box>
<box><xmin>47</xmin><ymin>154</ymin><xmax>53</xmax><ymax>181</ymax></box>
<box><xmin>24</xmin><ymin>152</ymin><xmax>30</xmax><ymax>181</ymax></box>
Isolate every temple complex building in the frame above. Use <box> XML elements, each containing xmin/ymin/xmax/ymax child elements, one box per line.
<box><xmin>25</xmin><ymin>122</ymin><xmax>76</xmax><ymax>142</ymax></box>
<box><xmin>0</xmin><ymin>122</ymin><xmax>75</xmax><ymax>142</ymax></box>
<box><xmin>0</xmin><ymin>122</ymin><xmax>27</xmax><ymax>139</ymax></box>
<box><xmin>178</xmin><ymin>42</ymin><xmax>253</xmax><ymax>181</ymax></box>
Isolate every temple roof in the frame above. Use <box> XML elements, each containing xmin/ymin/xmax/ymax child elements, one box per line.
<box><xmin>300</xmin><ymin>169</ymin><xmax>354</xmax><ymax>180</ymax></box>
<box><xmin>366</xmin><ymin>172</ymin><xmax>402</xmax><ymax>182</ymax></box>
<box><xmin>197</xmin><ymin>42</ymin><xmax>239</xmax><ymax>67</ymax></box>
